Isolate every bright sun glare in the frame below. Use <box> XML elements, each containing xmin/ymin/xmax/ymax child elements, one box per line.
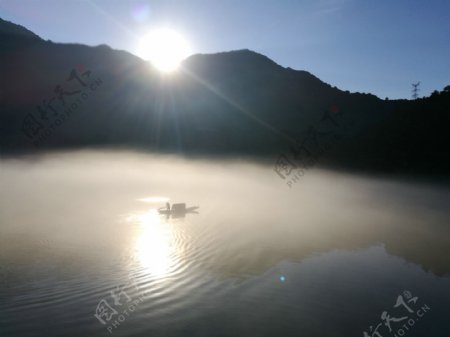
<box><xmin>137</xmin><ymin>28</ymin><xmax>192</xmax><ymax>72</ymax></box>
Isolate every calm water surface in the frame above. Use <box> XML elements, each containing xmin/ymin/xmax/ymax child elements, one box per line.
<box><xmin>1</xmin><ymin>151</ymin><xmax>449</xmax><ymax>337</ymax></box>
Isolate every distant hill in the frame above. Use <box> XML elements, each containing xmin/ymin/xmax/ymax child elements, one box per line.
<box><xmin>0</xmin><ymin>18</ymin><xmax>41</xmax><ymax>39</ymax></box>
<box><xmin>1</xmin><ymin>18</ymin><xmax>449</xmax><ymax>175</ymax></box>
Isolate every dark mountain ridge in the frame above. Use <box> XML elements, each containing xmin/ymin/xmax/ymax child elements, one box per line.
<box><xmin>0</xmin><ymin>18</ymin><xmax>41</xmax><ymax>40</ymax></box>
<box><xmin>1</xmin><ymin>18</ymin><xmax>449</xmax><ymax>176</ymax></box>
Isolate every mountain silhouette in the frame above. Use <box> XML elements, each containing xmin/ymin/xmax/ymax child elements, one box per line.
<box><xmin>1</xmin><ymin>18</ymin><xmax>449</xmax><ymax>175</ymax></box>
<box><xmin>0</xmin><ymin>18</ymin><xmax>41</xmax><ymax>40</ymax></box>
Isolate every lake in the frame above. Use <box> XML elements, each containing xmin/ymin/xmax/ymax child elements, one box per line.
<box><xmin>1</xmin><ymin>150</ymin><xmax>449</xmax><ymax>337</ymax></box>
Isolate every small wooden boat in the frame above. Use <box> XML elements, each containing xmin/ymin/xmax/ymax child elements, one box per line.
<box><xmin>158</xmin><ymin>202</ymin><xmax>199</xmax><ymax>217</ymax></box>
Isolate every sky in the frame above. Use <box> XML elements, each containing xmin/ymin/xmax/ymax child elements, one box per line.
<box><xmin>1</xmin><ymin>0</ymin><xmax>449</xmax><ymax>99</ymax></box>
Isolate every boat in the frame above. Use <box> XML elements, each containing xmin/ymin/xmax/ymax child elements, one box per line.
<box><xmin>158</xmin><ymin>202</ymin><xmax>199</xmax><ymax>217</ymax></box>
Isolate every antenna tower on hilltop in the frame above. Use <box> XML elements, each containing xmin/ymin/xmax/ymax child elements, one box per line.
<box><xmin>411</xmin><ymin>82</ymin><xmax>420</xmax><ymax>99</ymax></box>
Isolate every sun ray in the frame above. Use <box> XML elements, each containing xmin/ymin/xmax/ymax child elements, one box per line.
<box><xmin>179</xmin><ymin>66</ymin><xmax>298</xmax><ymax>145</ymax></box>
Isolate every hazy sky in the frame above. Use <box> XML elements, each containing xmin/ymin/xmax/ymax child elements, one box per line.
<box><xmin>1</xmin><ymin>0</ymin><xmax>449</xmax><ymax>99</ymax></box>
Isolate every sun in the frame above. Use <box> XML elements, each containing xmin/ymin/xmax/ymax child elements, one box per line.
<box><xmin>137</xmin><ymin>28</ymin><xmax>192</xmax><ymax>72</ymax></box>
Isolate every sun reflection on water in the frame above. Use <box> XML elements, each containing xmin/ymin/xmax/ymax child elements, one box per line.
<box><xmin>127</xmin><ymin>209</ymin><xmax>178</xmax><ymax>278</ymax></box>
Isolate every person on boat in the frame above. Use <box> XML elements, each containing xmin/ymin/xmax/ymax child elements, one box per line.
<box><xmin>166</xmin><ymin>202</ymin><xmax>170</xmax><ymax>211</ymax></box>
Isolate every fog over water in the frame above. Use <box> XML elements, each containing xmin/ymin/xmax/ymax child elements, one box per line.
<box><xmin>1</xmin><ymin>150</ymin><xmax>449</xmax><ymax>337</ymax></box>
